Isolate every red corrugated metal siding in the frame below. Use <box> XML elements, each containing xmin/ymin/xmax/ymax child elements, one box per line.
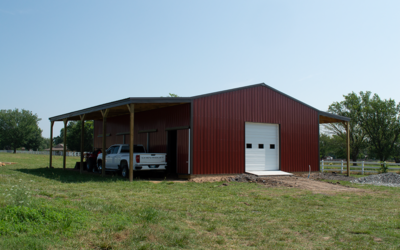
<box><xmin>193</xmin><ymin>86</ymin><xmax>319</xmax><ymax>174</ymax></box>
<box><xmin>177</xmin><ymin>129</ymin><xmax>189</xmax><ymax>174</ymax></box>
<box><xmin>94</xmin><ymin>104</ymin><xmax>190</xmax><ymax>153</ymax></box>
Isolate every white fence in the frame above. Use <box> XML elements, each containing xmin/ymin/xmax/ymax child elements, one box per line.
<box><xmin>0</xmin><ymin>150</ymin><xmax>85</xmax><ymax>157</ymax></box>
<box><xmin>320</xmin><ymin>160</ymin><xmax>400</xmax><ymax>174</ymax></box>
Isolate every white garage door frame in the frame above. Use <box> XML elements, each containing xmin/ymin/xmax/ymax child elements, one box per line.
<box><xmin>245</xmin><ymin>122</ymin><xmax>280</xmax><ymax>171</ymax></box>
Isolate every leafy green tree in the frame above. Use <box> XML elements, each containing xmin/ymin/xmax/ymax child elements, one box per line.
<box><xmin>39</xmin><ymin>137</ymin><xmax>50</xmax><ymax>151</ymax></box>
<box><xmin>329</xmin><ymin>135</ymin><xmax>347</xmax><ymax>159</ymax></box>
<box><xmin>0</xmin><ymin>109</ymin><xmax>42</xmax><ymax>153</ymax></box>
<box><xmin>325</xmin><ymin>92</ymin><xmax>368</xmax><ymax>164</ymax></box>
<box><xmin>54</xmin><ymin>121</ymin><xmax>94</xmax><ymax>151</ymax></box>
<box><xmin>319</xmin><ymin>133</ymin><xmax>332</xmax><ymax>159</ymax></box>
<box><xmin>53</xmin><ymin>135</ymin><xmax>63</xmax><ymax>145</ymax></box>
<box><xmin>393</xmin><ymin>140</ymin><xmax>400</xmax><ymax>163</ymax></box>
<box><xmin>356</xmin><ymin>91</ymin><xmax>400</xmax><ymax>161</ymax></box>
<box><xmin>24</xmin><ymin>126</ymin><xmax>44</xmax><ymax>151</ymax></box>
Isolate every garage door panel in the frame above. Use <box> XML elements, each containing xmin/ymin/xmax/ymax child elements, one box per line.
<box><xmin>245</xmin><ymin>122</ymin><xmax>279</xmax><ymax>171</ymax></box>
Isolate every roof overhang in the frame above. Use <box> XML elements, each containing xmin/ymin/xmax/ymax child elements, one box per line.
<box><xmin>319</xmin><ymin>111</ymin><xmax>350</xmax><ymax>124</ymax></box>
<box><xmin>49</xmin><ymin>97</ymin><xmax>192</xmax><ymax>122</ymax></box>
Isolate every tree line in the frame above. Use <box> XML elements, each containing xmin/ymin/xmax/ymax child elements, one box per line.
<box><xmin>0</xmin><ymin>109</ymin><xmax>94</xmax><ymax>153</ymax></box>
<box><xmin>52</xmin><ymin>121</ymin><xmax>94</xmax><ymax>152</ymax></box>
<box><xmin>320</xmin><ymin>91</ymin><xmax>400</xmax><ymax>162</ymax></box>
<box><xmin>0</xmin><ymin>109</ymin><xmax>49</xmax><ymax>153</ymax></box>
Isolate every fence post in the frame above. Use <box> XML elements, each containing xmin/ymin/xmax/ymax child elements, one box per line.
<box><xmin>384</xmin><ymin>161</ymin><xmax>387</xmax><ymax>173</ymax></box>
<box><xmin>341</xmin><ymin>160</ymin><xmax>343</xmax><ymax>174</ymax></box>
<box><xmin>321</xmin><ymin>160</ymin><xmax>324</xmax><ymax>172</ymax></box>
<box><xmin>362</xmin><ymin>161</ymin><xmax>364</xmax><ymax>175</ymax></box>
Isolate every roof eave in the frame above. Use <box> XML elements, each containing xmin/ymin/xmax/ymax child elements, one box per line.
<box><xmin>319</xmin><ymin>111</ymin><xmax>351</xmax><ymax>122</ymax></box>
<box><xmin>49</xmin><ymin>97</ymin><xmax>192</xmax><ymax>121</ymax></box>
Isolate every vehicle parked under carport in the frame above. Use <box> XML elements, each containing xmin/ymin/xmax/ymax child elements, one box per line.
<box><xmin>95</xmin><ymin>144</ymin><xmax>167</xmax><ymax>177</ymax></box>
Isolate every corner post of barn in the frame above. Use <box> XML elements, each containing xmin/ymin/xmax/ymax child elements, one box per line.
<box><xmin>127</xmin><ymin>104</ymin><xmax>135</xmax><ymax>182</ymax></box>
<box><xmin>80</xmin><ymin>114</ymin><xmax>86</xmax><ymax>174</ymax></box>
<box><xmin>49</xmin><ymin>121</ymin><xmax>54</xmax><ymax>168</ymax></box>
<box><xmin>101</xmin><ymin>109</ymin><xmax>109</xmax><ymax>177</ymax></box>
<box><xmin>346</xmin><ymin>121</ymin><xmax>350</xmax><ymax>176</ymax></box>
<box><xmin>63</xmin><ymin>118</ymin><xmax>68</xmax><ymax>170</ymax></box>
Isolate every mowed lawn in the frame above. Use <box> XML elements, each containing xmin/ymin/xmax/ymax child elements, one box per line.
<box><xmin>0</xmin><ymin>153</ymin><xmax>400</xmax><ymax>249</ymax></box>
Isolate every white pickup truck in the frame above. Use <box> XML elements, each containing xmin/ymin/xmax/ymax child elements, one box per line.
<box><xmin>96</xmin><ymin>144</ymin><xmax>167</xmax><ymax>178</ymax></box>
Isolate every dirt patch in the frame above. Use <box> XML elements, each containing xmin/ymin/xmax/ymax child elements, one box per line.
<box><xmin>190</xmin><ymin>176</ymin><xmax>235</xmax><ymax>183</ymax></box>
<box><xmin>0</xmin><ymin>162</ymin><xmax>17</xmax><ymax>166</ymax></box>
<box><xmin>148</xmin><ymin>180</ymin><xmax>188</xmax><ymax>184</ymax></box>
<box><xmin>191</xmin><ymin>174</ymin><xmax>363</xmax><ymax>194</ymax></box>
<box><xmin>294</xmin><ymin>172</ymin><xmax>356</xmax><ymax>182</ymax></box>
<box><xmin>114</xmin><ymin>230</ymin><xmax>130</xmax><ymax>242</ymax></box>
<box><xmin>259</xmin><ymin>176</ymin><xmax>360</xmax><ymax>194</ymax></box>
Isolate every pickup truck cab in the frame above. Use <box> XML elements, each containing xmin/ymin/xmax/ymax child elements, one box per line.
<box><xmin>96</xmin><ymin>144</ymin><xmax>167</xmax><ymax>177</ymax></box>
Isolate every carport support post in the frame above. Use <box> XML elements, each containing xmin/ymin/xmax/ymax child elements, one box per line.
<box><xmin>49</xmin><ymin>121</ymin><xmax>54</xmax><ymax>168</ymax></box>
<box><xmin>80</xmin><ymin>115</ymin><xmax>86</xmax><ymax>174</ymax></box>
<box><xmin>63</xmin><ymin>119</ymin><xmax>68</xmax><ymax>170</ymax></box>
<box><xmin>128</xmin><ymin>104</ymin><xmax>135</xmax><ymax>182</ymax></box>
<box><xmin>346</xmin><ymin>121</ymin><xmax>350</xmax><ymax>176</ymax></box>
<box><xmin>101</xmin><ymin>109</ymin><xmax>109</xmax><ymax>177</ymax></box>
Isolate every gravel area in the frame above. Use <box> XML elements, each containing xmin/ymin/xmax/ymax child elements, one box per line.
<box><xmin>351</xmin><ymin>173</ymin><xmax>400</xmax><ymax>187</ymax></box>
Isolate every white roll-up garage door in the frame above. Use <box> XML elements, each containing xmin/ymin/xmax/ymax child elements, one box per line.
<box><xmin>245</xmin><ymin>122</ymin><xmax>279</xmax><ymax>171</ymax></box>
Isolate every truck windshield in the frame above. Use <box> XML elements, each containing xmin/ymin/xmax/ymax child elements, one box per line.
<box><xmin>121</xmin><ymin>145</ymin><xmax>146</xmax><ymax>153</ymax></box>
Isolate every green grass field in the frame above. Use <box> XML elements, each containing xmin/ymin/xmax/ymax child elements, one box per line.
<box><xmin>1</xmin><ymin>153</ymin><xmax>400</xmax><ymax>249</ymax></box>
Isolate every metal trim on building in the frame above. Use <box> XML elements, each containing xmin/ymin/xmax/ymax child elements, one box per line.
<box><xmin>165</xmin><ymin>126</ymin><xmax>190</xmax><ymax>131</ymax></box>
<box><xmin>318</xmin><ymin>111</ymin><xmax>350</xmax><ymax>122</ymax></box>
<box><xmin>138</xmin><ymin>129</ymin><xmax>158</xmax><ymax>133</ymax></box>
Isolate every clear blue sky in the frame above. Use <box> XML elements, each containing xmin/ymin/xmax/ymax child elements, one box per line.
<box><xmin>1</xmin><ymin>1</ymin><xmax>399</xmax><ymax>138</ymax></box>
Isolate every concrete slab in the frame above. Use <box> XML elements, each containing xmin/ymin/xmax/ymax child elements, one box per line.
<box><xmin>245</xmin><ymin>170</ymin><xmax>293</xmax><ymax>176</ymax></box>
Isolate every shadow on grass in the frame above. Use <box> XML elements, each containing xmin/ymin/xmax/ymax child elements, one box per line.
<box><xmin>14</xmin><ymin>168</ymin><xmax>124</xmax><ymax>183</ymax></box>
<box><xmin>13</xmin><ymin>168</ymin><xmax>172</xmax><ymax>183</ymax></box>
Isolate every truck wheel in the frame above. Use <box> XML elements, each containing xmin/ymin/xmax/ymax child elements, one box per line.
<box><xmin>94</xmin><ymin>161</ymin><xmax>102</xmax><ymax>174</ymax></box>
<box><xmin>86</xmin><ymin>160</ymin><xmax>93</xmax><ymax>172</ymax></box>
<box><xmin>121</xmin><ymin>164</ymin><xmax>129</xmax><ymax>178</ymax></box>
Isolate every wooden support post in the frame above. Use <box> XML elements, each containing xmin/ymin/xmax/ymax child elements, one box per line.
<box><xmin>346</xmin><ymin>121</ymin><xmax>350</xmax><ymax>176</ymax></box>
<box><xmin>80</xmin><ymin>114</ymin><xmax>86</xmax><ymax>174</ymax></box>
<box><xmin>49</xmin><ymin>121</ymin><xmax>54</xmax><ymax>168</ymax></box>
<box><xmin>127</xmin><ymin>104</ymin><xmax>135</xmax><ymax>182</ymax></box>
<box><xmin>63</xmin><ymin>119</ymin><xmax>68</xmax><ymax>170</ymax></box>
<box><xmin>101</xmin><ymin>109</ymin><xmax>109</xmax><ymax>177</ymax></box>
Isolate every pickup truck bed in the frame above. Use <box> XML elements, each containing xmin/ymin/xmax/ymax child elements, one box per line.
<box><xmin>96</xmin><ymin>144</ymin><xmax>167</xmax><ymax>177</ymax></box>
